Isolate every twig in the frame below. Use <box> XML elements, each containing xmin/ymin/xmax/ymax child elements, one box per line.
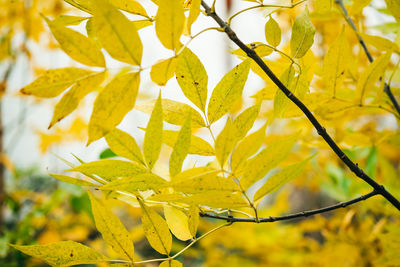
<box><xmin>200</xmin><ymin>190</ymin><xmax>379</xmax><ymax>223</ymax></box>
<box><xmin>335</xmin><ymin>0</ymin><xmax>400</xmax><ymax>116</ymax></box>
<box><xmin>200</xmin><ymin>0</ymin><xmax>400</xmax><ymax>211</ymax></box>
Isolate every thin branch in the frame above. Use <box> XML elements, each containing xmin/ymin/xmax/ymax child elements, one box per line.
<box><xmin>335</xmin><ymin>0</ymin><xmax>400</xmax><ymax>116</ymax></box>
<box><xmin>200</xmin><ymin>1</ymin><xmax>400</xmax><ymax>211</ymax></box>
<box><xmin>200</xmin><ymin>190</ymin><xmax>379</xmax><ymax>223</ymax></box>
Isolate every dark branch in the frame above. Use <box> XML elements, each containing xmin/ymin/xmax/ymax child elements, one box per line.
<box><xmin>335</xmin><ymin>0</ymin><xmax>400</xmax><ymax>116</ymax></box>
<box><xmin>200</xmin><ymin>1</ymin><xmax>400</xmax><ymax>211</ymax></box>
<box><xmin>200</xmin><ymin>190</ymin><xmax>379</xmax><ymax>223</ymax></box>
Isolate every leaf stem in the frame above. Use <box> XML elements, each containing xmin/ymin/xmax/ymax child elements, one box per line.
<box><xmin>200</xmin><ymin>190</ymin><xmax>379</xmax><ymax>223</ymax></box>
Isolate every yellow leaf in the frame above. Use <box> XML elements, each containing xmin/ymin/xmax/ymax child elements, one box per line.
<box><xmin>69</xmin><ymin>159</ymin><xmax>147</xmax><ymax>181</ymax></box>
<box><xmin>207</xmin><ymin>60</ymin><xmax>251</xmax><ymax>123</ymax></box>
<box><xmin>139</xmin><ymin>200</ymin><xmax>172</xmax><ymax>255</ymax></box>
<box><xmin>184</xmin><ymin>0</ymin><xmax>201</xmax><ymax>35</ymax></box>
<box><xmin>10</xmin><ymin>241</ymin><xmax>107</xmax><ymax>267</ymax></box>
<box><xmin>323</xmin><ymin>30</ymin><xmax>349</xmax><ymax>96</ymax></box>
<box><xmin>385</xmin><ymin>0</ymin><xmax>400</xmax><ymax>22</ymax></box>
<box><xmin>136</xmin><ymin>99</ymin><xmax>206</xmax><ymax>128</ymax></box>
<box><xmin>91</xmin><ymin>0</ymin><xmax>142</xmax><ymax>65</ymax></box>
<box><xmin>150</xmin><ymin>57</ymin><xmax>177</xmax><ymax>86</ymax></box>
<box><xmin>20</xmin><ymin>68</ymin><xmax>93</xmax><ymax>98</ymax></box>
<box><xmin>169</xmin><ymin>114</ymin><xmax>191</xmax><ymax>177</ymax></box>
<box><xmin>240</xmin><ymin>133</ymin><xmax>298</xmax><ymax>189</ymax></box>
<box><xmin>274</xmin><ymin>65</ymin><xmax>296</xmax><ymax>118</ymax></box>
<box><xmin>105</xmin><ymin>128</ymin><xmax>145</xmax><ymax>165</ymax></box>
<box><xmin>159</xmin><ymin>260</ymin><xmax>182</xmax><ymax>267</ymax></box>
<box><xmin>171</xmin><ymin>175</ymin><xmax>239</xmax><ymax>194</ymax></box>
<box><xmin>187</xmin><ymin>205</ymin><xmax>199</xmax><ymax>238</ymax></box>
<box><xmin>356</xmin><ymin>52</ymin><xmax>391</xmax><ymax>103</ymax></box>
<box><xmin>231</xmin><ymin>42</ymin><xmax>274</xmax><ymax>58</ymax></box>
<box><xmin>110</xmin><ymin>0</ymin><xmax>148</xmax><ymax>17</ymax></box>
<box><xmin>265</xmin><ymin>16</ymin><xmax>281</xmax><ymax>47</ymax></box>
<box><xmin>155</xmin><ymin>0</ymin><xmax>185</xmax><ymax>50</ymax></box>
<box><xmin>232</xmin><ymin>103</ymin><xmax>260</xmax><ymax>140</ymax></box>
<box><xmin>164</xmin><ymin>206</ymin><xmax>192</xmax><ymax>241</ymax></box>
<box><xmin>49</xmin><ymin>71</ymin><xmax>105</xmax><ymax>129</ymax></box>
<box><xmin>50</xmin><ymin>174</ymin><xmax>99</xmax><ymax>187</ymax></box>
<box><xmin>176</xmin><ymin>48</ymin><xmax>208</xmax><ymax>111</ymax></box>
<box><xmin>44</xmin><ymin>16</ymin><xmax>105</xmax><ymax>67</ymax></box>
<box><xmin>253</xmin><ymin>156</ymin><xmax>312</xmax><ymax>202</ymax></box>
<box><xmin>88</xmin><ymin>72</ymin><xmax>140</xmax><ymax>144</ymax></box>
<box><xmin>290</xmin><ymin>7</ymin><xmax>315</xmax><ymax>58</ymax></box>
<box><xmin>215</xmin><ymin>119</ymin><xmax>236</xmax><ymax>167</ymax></box>
<box><xmin>162</xmin><ymin>130</ymin><xmax>214</xmax><ymax>156</ymax></box>
<box><xmin>173</xmin><ymin>166</ymin><xmax>220</xmax><ymax>182</ymax></box>
<box><xmin>231</xmin><ymin>124</ymin><xmax>266</xmax><ymax>173</ymax></box>
<box><xmin>143</xmin><ymin>93</ymin><xmax>163</xmax><ymax>170</ymax></box>
<box><xmin>149</xmin><ymin>192</ymin><xmax>248</xmax><ymax>208</ymax></box>
<box><xmin>100</xmin><ymin>173</ymin><xmax>167</xmax><ymax>193</ymax></box>
<box><xmin>88</xmin><ymin>192</ymin><xmax>135</xmax><ymax>261</ymax></box>
<box><xmin>361</xmin><ymin>33</ymin><xmax>400</xmax><ymax>52</ymax></box>
<box><xmin>53</xmin><ymin>15</ymin><xmax>89</xmax><ymax>26</ymax></box>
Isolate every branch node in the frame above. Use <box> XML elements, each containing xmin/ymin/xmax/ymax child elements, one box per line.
<box><xmin>317</xmin><ymin>127</ymin><xmax>326</xmax><ymax>136</ymax></box>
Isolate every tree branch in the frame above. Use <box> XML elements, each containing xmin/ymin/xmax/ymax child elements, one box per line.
<box><xmin>200</xmin><ymin>190</ymin><xmax>379</xmax><ymax>223</ymax></box>
<box><xmin>200</xmin><ymin>0</ymin><xmax>400</xmax><ymax>211</ymax></box>
<box><xmin>335</xmin><ymin>0</ymin><xmax>400</xmax><ymax>117</ymax></box>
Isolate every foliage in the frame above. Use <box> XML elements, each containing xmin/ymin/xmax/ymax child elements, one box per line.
<box><xmin>5</xmin><ymin>0</ymin><xmax>400</xmax><ymax>266</ymax></box>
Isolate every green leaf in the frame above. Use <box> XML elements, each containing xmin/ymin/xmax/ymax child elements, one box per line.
<box><xmin>143</xmin><ymin>93</ymin><xmax>163</xmax><ymax>170</ymax></box>
<box><xmin>100</xmin><ymin>173</ymin><xmax>167</xmax><ymax>193</ymax></box>
<box><xmin>176</xmin><ymin>48</ymin><xmax>208</xmax><ymax>111</ymax></box>
<box><xmin>20</xmin><ymin>68</ymin><xmax>93</xmax><ymax>98</ymax></box>
<box><xmin>254</xmin><ymin>156</ymin><xmax>312</xmax><ymax>202</ymax></box>
<box><xmin>10</xmin><ymin>241</ymin><xmax>107</xmax><ymax>267</ymax></box>
<box><xmin>99</xmin><ymin>148</ymin><xmax>117</xmax><ymax>159</ymax></box>
<box><xmin>44</xmin><ymin>16</ymin><xmax>105</xmax><ymax>67</ymax></box>
<box><xmin>155</xmin><ymin>0</ymin><xmax>185</xmax><ymax>50</ymax></box>
<box><xmin>50</xmin><ymin>174</ymin><xmax>99</xmax><ymax>187</ymax></box>
<box><xmin>164</xmin><ymin>206</ymin><xmax>192</xmax><ymax>241</ymax></box>
<box><xmin>207</xmin><ymin>60</ymin><xmax>251</xmax><ymax>123</ymax></box>
<box><xmin>136</xmin><ymin>99</ymin><xmax>206</xmax><ymax>128</ymax></box>
<box><xmin>69</xmin><ymin>159</ymin><xmax>147</xmax><ymax>181</ymax></box>
<box><xmin>265</xmin><ymin>16</ymin><xmax>281</xmax><ymax>47</ymax></box>
<box><xmin>150</xmin><ymin>58</ymin><xmax>177</xmax><ymax>86</ymax></box>
<box><xmin>49</xmin><ymin>71</ymin><xmax>105</xmax><ymax>129</ymax></box>
<box><xmin>139</xmin><ymin>200</ymin><xmax>172</xmax><ymax>255</ymax></box>
<box><xmin>91</xmin><ymin>0</ymin><xmax>142</xmax><ymax>65</ymax></box>
<box><xmin>105</xmin><ymin>129</ymin><xmax>145</xmax><ymax>165</ymax></box>
<box><xmin>88</xmin><ymin>192</ymin><xmax>135</xmax><ymax>261</ymax></box>
<box><xmin>240</xmin><ymin>133</ymin><xmax>298</xmax><ymax>189</ymax></box>
<box><xmin>88</xmin><ymin>72</ymin><xmax>140</xmax><ymax>144</ymax></box>
<box><xmin>169</xmin><ymin>114</ymin><xmax>191</xmax><ymax>177</ymax></box>
<box><xmin>290</xmin><ymin>7</ymin><xmax>315</xmax><ymax>58</ymax></box>
<box><xmin>162</xmin><ymin>130</ymin><xmax>214</xmax><ymax>156</ymax></box>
